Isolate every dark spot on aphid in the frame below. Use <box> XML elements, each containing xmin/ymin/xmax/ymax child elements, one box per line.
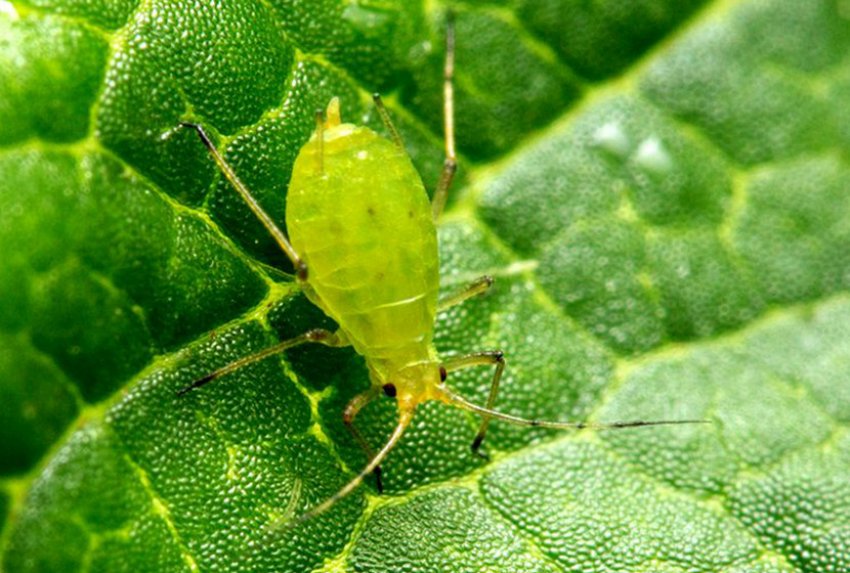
<box><xmin>408</xmin><ymin>210</ymin><xmax>414</xmax><ymax>218</ymax></box>
<box><xmin>367</xmin><ymin>206</ymin><xmax>376</xmax><ymax>217</ymax></box>
<box><xmin>383</xmin><ymin>383</ymin><xmax>397</xmax><ymax>397</ymax></box>
<box><xmin>439</xmin><ymin>366</ymin><xmax>447</xmax><ymax>381</ymax></box>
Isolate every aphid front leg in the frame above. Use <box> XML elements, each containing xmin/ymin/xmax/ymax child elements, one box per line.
<box><xmin>177</xmin><ymin>328</ymin><xmax>345</xmax><ymax>395</ymax></box>
<box><xmin>343</xmin><ymin>387</ymin><xmax>384</xmax><ymax>492</ymax></box>
<box><xmin>441</xmin><ymin>350</ymin><xmax>506</xmax><ymax>457</ymax></box>
<box><xmin>179</xmin><ymin>122</ymin><xmax>308</xmax><ymax>279</ymax></box>
<box><xmin>431</xmin><ymin>10</ymin><xmax>458</xmax><ymax>221</ymax></box>
<box><xmin>437</xmin><ymin>275</ymin><xmax>494</xmax><ymax>312</ymax></box>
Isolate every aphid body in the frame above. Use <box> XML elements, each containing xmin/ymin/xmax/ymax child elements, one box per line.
<box><xmin>179</xmin><ymin>16</ymin><xmax>704</xmax><ymax>527</ymax></box>
<box><xmin>287</xmin><ymin>102</ymin><xmax>442</xmax><ymax>414</ymax></box>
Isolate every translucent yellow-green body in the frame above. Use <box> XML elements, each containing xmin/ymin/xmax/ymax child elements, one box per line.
<box><xmin>286</xmin><ymin>114</ymin><xmax>441</xmax><ymax>399</ymax></box>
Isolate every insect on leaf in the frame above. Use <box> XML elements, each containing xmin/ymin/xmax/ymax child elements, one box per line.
<box><xmin>1</xmin><ymin>1</ymin><xmax>850</xmax><ymax>572</ymax></box>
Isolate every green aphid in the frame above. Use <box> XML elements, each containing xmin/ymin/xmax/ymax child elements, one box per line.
<box><xmin>179</xmin><ymin>17</ymin><xmax>704</xmax><ymax>527</ymax></box>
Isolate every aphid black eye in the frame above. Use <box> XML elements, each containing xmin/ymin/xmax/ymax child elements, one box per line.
<box><xmin>439</xmin><ymin>366</ymin><xmax>447</xmax><ymax>382</ymax></box>
<box><xmin>383</xmin><ymin>383</ymin><xmax>397</xmax><ymax>397</ymax></box>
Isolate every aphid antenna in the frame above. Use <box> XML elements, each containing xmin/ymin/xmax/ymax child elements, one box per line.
<box><xmin>264</xmin><ymin>410</ymin><xmax>413</xmax><ymax>534</ymax></box>
<box><xmin>281</xmin><ymin>477</ymin><xmax>302</xmax><ymax>521</ymax></box>
<box><xmin>251</xmin><ymin>383</ymin><xmax>707</xmax><ymax>542</ymax></box>
<box><xmin>440</xmin><ymin>385</ymin><xmax>711</xmax><ymax>436</ymax></box>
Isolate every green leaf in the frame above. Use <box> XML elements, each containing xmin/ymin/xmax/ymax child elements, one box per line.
<box><xmin>2</xmin><ymin>1</ymin><xmax>849</xmax><ymax>572</ymax></box>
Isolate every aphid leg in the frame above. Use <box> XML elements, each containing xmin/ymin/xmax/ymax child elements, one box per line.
<box><xmin>441</xmin><ymin>350</ymin><xmax>505</xmax><ymax>457</ymax></box>
<box><xmin>177</xmin><ymin>328</ymin><xmax>344</xmax><ymax>395</ymax></box>
<box><xmin>179</xmin><ymin>122</ymin><xmax>308</xmax><ymax>280</ymax></box>
<box><xmin>372</xmin><ymin>94</ymin><xmax>405</xmax><ymax>149</ymax></box>
<box><xmin>431</xmin><ymin>10</ymin><xmax>458</xmax><ymax>221</ymax></box>
<box><xmin>343</xmin><ymin>387</ymin><xmax>384</xmax><ymax>492</ymax></box>
<box><xmin>437</xmin><ymin>275</ymin><xmax>494</xmax><ymax>312</ymax></box>
<box><xmin>281</xmin><ymin>477</ymin><xmax>302</xmax><ymax>522</ymax></box>
<box><xmin>279</xmin><ymin>409</ymin><xmax>414</xmax><ymax>529</ymax></box>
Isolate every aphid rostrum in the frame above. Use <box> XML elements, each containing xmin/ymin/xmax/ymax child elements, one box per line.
<box><xmin>179</xmin><ymin>16</ymin><xmax>705</xmax><ymax>526</ymax></box>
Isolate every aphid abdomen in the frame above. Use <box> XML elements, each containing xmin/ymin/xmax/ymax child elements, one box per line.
<box><xmin>286</xmin><ymin>123</ymin><xmax>440</xmax><ymax>364</ymax></box>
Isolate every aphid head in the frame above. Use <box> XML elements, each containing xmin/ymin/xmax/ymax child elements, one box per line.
<box><xmin>381</xmin><ymin>360</ymin><xmax>444</xmax><ymax>412</ymax></box>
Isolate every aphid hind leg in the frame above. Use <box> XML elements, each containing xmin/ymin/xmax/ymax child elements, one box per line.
<box><xmin>437</xmin><ymin>275</ymin><xmax>494</xmax><ymax>312</ymax></box>
<box><xmin>431</xmin><ymin>10</ymin><xmax>458</xmax><ymax>221</ymax></box>
<box><xmin>343</xmin><ymin>387</ymin><xmax>384</xmax><ymax>492</ymax></box>
<box><xmin>442</xmin><ymin>350</ymin><xmax>506</xmax><ymax>457</ymax></box>
<box><xmin>179</xmin><ymin>122</ymin><xmax>308</xmax><ymax>279</ymax></box>
<box><xmin>177</xmin><ymin>328</ymin><xmax>345</xmax><ymax>395</ymax></box>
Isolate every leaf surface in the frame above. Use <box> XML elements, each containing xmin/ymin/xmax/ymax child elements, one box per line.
<box><xmin>1</xmin><ymin>1</ymin><xmax>850</xmax><ymax>572</ymax></box>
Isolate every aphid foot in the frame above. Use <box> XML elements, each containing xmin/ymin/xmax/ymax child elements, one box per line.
<box><xmin>470</xmin><ymin>434</ymin><xmax>490</xmax><ymax>461</ymax></box>
<box><xmin>373</xmin><ymin>465</ymin><xmax>384</xmax><ymax>493</ymax></box>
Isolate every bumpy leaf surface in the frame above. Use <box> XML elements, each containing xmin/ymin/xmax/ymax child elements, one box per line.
<box><xmin>1</xmin><ymin>1</ymin><xmax>849</xmax><ymax>572</ymax></box>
